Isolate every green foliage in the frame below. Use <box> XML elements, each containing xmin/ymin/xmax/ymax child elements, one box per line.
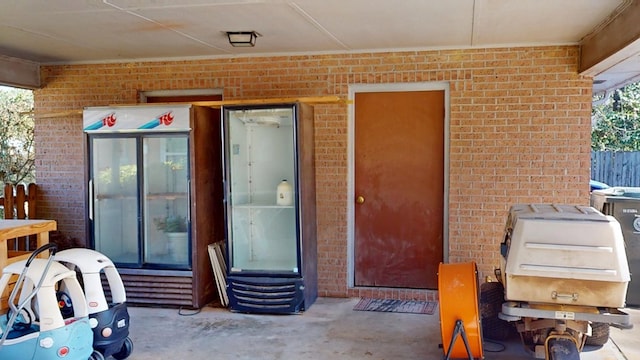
<box><xmin>98</xmin><ymin>164</ymin><xmax>138</xmax><ymax>186</ymax></box>
<box><xmin>97</xmin><ymin>160</ymin><xmax>184</xmax><ymax>187</ymax></box>
<box><xmin>592</xmin><ymin>82</ymin><xmax>640</xmax><ymax>151</ymax></box>
<box><xmin>0</xmin><ymin>87</ymin><xmax>35</xmax><ymax>190</ymax></box>
<box><xmin>153</xmin><ymin>215</ymin><xmax>187</xmax><ymax>233</ymax></box>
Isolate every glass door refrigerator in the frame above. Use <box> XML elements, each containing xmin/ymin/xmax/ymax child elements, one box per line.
<box><xmin>84</xmin><ymin>105</ymin><xmax>224</xmax><ymax>308</ymax></box>
<box><xmin>222</xmin><ymin>103</ymin><xmax>317</xmax><ymax>314</ymax></box>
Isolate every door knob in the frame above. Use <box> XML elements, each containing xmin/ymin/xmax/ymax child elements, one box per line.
<box><xmin>356</xmin><ymin>195</ymin><xmax>365</xmax><ymax>204</ymax></box>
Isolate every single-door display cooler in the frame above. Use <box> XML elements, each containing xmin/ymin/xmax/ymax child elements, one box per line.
<box><xmin>84</xmin><ymin>105</ymin><xmax>224</xmax><ymax>308</ymax></box>
<box><xmin>222</xmin><ymin>103</ymin><xmax>317</xmax><ymax>314</ymax></box>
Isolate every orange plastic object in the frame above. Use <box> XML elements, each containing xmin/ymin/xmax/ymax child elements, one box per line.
<box><xmin>438</xmin><ymin>262</ymin><xmax>484</xmax><ymax>359</ymax></box>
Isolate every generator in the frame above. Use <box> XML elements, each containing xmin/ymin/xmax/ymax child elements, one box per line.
<box><xmin>496</xmin><ymin>204</ymin><xmax>632</xmax><ymax>359</ymax></box>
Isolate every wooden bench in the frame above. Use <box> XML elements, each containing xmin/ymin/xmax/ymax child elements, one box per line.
<box><xmin>0</xmin><ymin>219</ymin><xmax>56</xmax><ymax>311</ymax></box>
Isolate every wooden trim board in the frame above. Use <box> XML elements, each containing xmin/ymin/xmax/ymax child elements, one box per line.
<box><xmin>208</xmin><ymin>242</ymin><xmax>228</xmax><ymax>307</ymax></box>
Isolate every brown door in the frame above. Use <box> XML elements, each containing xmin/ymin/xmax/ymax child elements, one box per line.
<box><xmin>354</xmin><ymin>90</ymin><xmax>444</xmax><ymax>289</ymax></box>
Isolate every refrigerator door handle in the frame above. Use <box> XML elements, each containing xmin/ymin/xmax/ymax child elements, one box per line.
<box><xmin>88</xmin><ymin>179</ymin><xmax>93</xmax><ymax>221</ymax></box>
<box><xmin>187</xmin><ymin>179</ymin><xmax>191</xmax><ymax>224</ymax></box>
<box><xmin>222</xmin><ymin>179</ymin><xmax>227</xmax><ymax>205</ymax></box>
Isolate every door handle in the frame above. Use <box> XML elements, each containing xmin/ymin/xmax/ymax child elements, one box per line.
<box><xmin>356</xmin><ymin>195</ymin><xmax>365</xmax><ymax>204</ymax></box>
<box><xmin>551</xmin><ymin>291</ymin><xmax>579</xmax><ymax>302</ymax></box>
<box><xmin>88</xmin><ymin>179</ymin><xmax>93</xmax><ymax>220</ymax></box>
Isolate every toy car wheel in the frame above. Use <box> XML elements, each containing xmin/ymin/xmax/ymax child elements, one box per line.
<box><xmin>113</xmin><ymin>337</ymin><xmax>134</xmax><ymax>360</ymax></box>
<box><xmin>89</xmin><ymin>350</ymin><xmax>105</xmax><ymax>360</ymax></box>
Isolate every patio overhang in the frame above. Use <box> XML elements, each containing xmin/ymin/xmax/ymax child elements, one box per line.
<box><xmin>581</xmin><ymin>0</ymin><xmax>640</xmax><ymax>94</ymax></box>
<box><xmin>0</xmin><ymin>55</ymin><xmax>40</xmax><ymax>89</ymax></box>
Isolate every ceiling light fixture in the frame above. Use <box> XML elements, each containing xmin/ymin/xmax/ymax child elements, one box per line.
<box><xmin>226</xmin><ymin>31</ymin><xmax>260</xmax><ymax>47</ymax></box>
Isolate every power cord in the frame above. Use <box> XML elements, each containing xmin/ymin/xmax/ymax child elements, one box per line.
<box><xmin>178</xmin><ymin>306</ymin><xmax>202</xmax><ymax>316</ymax></box>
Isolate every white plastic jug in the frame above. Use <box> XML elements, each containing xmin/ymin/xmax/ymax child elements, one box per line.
<box><xmin>277</xmin><ymin>179</ymin><xmax>293</xmax><ymax>206</ymax></box>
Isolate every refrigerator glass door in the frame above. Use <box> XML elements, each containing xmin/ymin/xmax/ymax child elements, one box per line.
<box><xmin>91</xmin><ymin>137</ymin><xmax>139</xmax><ymax>263</ymax></box>
<box><xmin>143</xmin><ymin>136</ymin><xmax>190</xmax><ymax>265</ymax></box>
<box><xmin>90</xmin><ymin>134</ymin><xmax>190</xmax><ymax>268</ymax></box>
<box><xmin>226</xmin><ymin>107</ymin><xmax>299</xmax><ymax>273</ymax></box>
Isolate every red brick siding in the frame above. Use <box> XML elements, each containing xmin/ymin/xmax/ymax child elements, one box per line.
<box><xmin>34</xmin><ymin>46</ymin><xmax>592</xmax><ymax>299</ymax></box>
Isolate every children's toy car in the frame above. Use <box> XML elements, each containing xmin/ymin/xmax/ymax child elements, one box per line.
<box><xmin>0</xmin><ymin>244</ymin><xmax>98</xmax><ymax>360</ymax></box>
<box><xmin>56</xmin><ymin>248</ymin><xmax>133</xmax><ymax>360</ymax></box>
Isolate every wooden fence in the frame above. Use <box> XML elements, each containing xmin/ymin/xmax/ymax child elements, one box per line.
<box><xmin>0</xmin><ymin>183</ymin><xmax>38</xmax><ymax>251</ymax></box>
<box><xmin>0</xmin><ymin>183</ymin><xmax>37</xmax><ymax>219</ymax></box>
<box><xmin>591</xmin><ymin>151</ymin><xmax>640</xmax><ymax>187</ymax></box>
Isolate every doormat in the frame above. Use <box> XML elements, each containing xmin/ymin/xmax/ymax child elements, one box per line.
<box><xmin>353</xmin><ymin>298</ymin><xmax>438</xmax><ymax>315</ymax></box>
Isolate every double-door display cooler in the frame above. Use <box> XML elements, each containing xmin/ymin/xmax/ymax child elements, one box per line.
<box><xmin>222</xmin><ymin>103</ymin><xmax>318</xmax><ymax>313</ymax></box>
<box><xmin>84</xmin><ymin>105</ymin><xmax>224</xmax><ymax>308</ymax></box>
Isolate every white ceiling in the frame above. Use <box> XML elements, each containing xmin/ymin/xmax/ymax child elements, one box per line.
<box><xmin>1</xmin><ymin>0</ymin><xmax>638</xmax><ymax>92</ymax></box>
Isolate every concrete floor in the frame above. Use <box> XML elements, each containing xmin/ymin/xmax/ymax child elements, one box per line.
<box><xmin>124</xmin><ymin>298</ymin><xmax>639</xmax><ymax>360</ymax></box>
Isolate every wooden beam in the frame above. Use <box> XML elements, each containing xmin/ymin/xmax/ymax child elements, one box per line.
<box><xmin>0</xmin><ymin>55</ymin><xmax>40</xmax><ymax>89</ymax></box>
<box><xmin>37</xmin><ymin>96</ymin><xmax>349</xmax><ymax>119</ymax></box>
<box><xmin>38</xmin><ymin>110</ymin><xmax>83</xmax><ymax>119</ymax></box>
<box><xmin>580</xmin><ymin>0</ymin><xmax>640</xmax><ymax>75</ymax></box>
<box><xmin>132</xmin><ymin>95</ymin><xmax>348</xmax><ymax>108</ymax></box>
<box><xmin>190</xmin><ymin>95</ymin><xmax>349</xmax><ymax>108</ymax></box>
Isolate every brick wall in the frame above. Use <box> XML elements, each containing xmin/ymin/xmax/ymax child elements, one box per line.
<box><xmin>34</xmin><ymin>46</ymin><xmax>592</xmax><ymax>299</ymax></box>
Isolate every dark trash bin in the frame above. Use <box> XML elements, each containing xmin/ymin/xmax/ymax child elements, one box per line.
<box><xmin>592</xmin><ymin>187</ymin><xmax>640</xmax><ymax>306</ymax></box>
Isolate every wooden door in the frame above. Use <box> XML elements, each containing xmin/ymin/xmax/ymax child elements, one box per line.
<box><xmin>354</xmin><ymin>90</ymin><xmax>444</xmax><ymax>289</ymax></box>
